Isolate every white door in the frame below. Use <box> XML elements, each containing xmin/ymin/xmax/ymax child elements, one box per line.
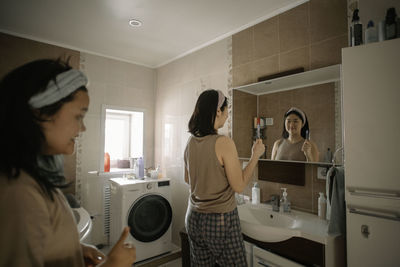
<box><xmin>342</xmin><ymin>38</ymin><xmax>400</xmax><ymax>192</ymax></box>
<box><xmin>346</xmin><ymin>210</ymin><xmax>400</xmax><ymax>266</ymax></box>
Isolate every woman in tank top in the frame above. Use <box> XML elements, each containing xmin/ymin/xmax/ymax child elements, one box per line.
<box><xmin>271</xmin><ymin>107</ymin><xmax>319</xmax><ymax>162</ymax></box>
<box><xmin>184</xmin><ymin>89</ymin><xmax>265</xmax><ymax>266</ymax></box>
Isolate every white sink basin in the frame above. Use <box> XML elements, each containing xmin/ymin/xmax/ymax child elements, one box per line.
<box><xmin>238</xmin><ymin>202</ymin><xmax>330</xmax><ymax>243</ymax></box>
<box><xmin>72</xmin><ymin>207</ymin><xmax>92</xmax><ymax>242</ymax></box>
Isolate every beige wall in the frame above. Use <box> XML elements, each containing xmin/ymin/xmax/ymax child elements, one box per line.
<box><xmin>0</xmin><ymin>32</ymin><xmax>80</xmax><ymax>194</ymax></box>
<box><xmin>231</xmin><ymin>0</ymin><xmax>347</xmax><ymax>214</ymax></box>
<box><xmin>155</xmin><ymin>38</ymin><xmax>230</xmax><ymax>245</ymax></box>
<box><xmin>77</xmin><ymin>53</ymin><xmax>156</xmax><ymax>177</ymax></box>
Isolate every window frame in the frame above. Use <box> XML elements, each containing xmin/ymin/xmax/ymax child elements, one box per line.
<box><xmin>100</xmin><ymin>104</ymin><xmax>146</xmax><ymax>173</ymax></box>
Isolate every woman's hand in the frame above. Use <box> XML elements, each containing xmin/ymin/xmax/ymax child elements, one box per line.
<box><xmin>82</xmin><ymin>243</ymin><xmax>106</xmax><ymax>266</ymax></box>
<box><xmin>252</xmin><ymin>139</ymin><xmax>265</xmax><ymax>159</ymax></box>
<box><xmin>302</xmin><ymin>140</ymin><xmax>313</xmax><ymax>161</ymax></box>
<box><xmin>101</xmin><ymin>226</ymin><xmax>136</xmax><ymax>267</ymax></box>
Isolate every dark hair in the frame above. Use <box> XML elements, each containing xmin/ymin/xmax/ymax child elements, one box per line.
<box><xmin>0</xmin><ymin>58</ymin><xmax>87</xmax><ymax>199</ymax></box>
<box><xmin>281</xmin><ymin>109</ymin><xmax>309</xmax><ymax>139</ymax></box>
<box><xmin>188</xmin><ymin>89</ymin><xmax>228</xmax><ymax>137</ymax></box>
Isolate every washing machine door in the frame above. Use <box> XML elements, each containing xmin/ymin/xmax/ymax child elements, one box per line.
<box><xmin>127</xmin><ymin>194</ymin><xmax>172</xmax><ymax>242</ymax></box>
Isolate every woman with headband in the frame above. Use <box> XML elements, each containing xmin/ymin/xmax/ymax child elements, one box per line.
<box><xmin>0</xmin><ymin>59</ymin><xmax>135</xmax><ymax>266</ymax></box>
<box><xmin>271</xmin><ymin>107</ymin><xmax>319</xmax><ymax>162</ymax></box>
<box><xmin>184</xmin><ymin>89</ymin><xmax>265</xmax><ymax>266</ymax></box>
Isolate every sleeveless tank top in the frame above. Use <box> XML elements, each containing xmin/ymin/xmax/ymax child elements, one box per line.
<box><xmin>275</xmin><ymin>138</ymin><xmax>306</xmax><ymax>161</ymax></box>
<box><xmin>184</xmin><ymin>134</ymin><xmax>236</xmax><ymax>213</ymax></box>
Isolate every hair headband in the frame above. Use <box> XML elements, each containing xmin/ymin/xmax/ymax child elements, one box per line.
<box><xmin>286</xmin><ymin>107</ymin><xmax>306</xmax><ymax>126</ymax></box>
<box><xmin>217</xmin><ymin>90</ymin><xmax>226</xmax><ymax>110</ymax></box>
<box><xmin>29</xmin><ymin>69</ymin><xmax>88</xmax><ymax>109</ymax></box>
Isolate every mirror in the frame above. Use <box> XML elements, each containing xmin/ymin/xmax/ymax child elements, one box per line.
<box><xmin>232</xmin><ymin>65</ymin><xmax>343</xmax><ymax>165</ymax></box>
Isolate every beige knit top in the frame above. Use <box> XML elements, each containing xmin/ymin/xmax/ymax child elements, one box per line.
<box><xmin>0</xmin><ymin>171</ymin><xmax>84</xmax><ymax>267</ymax></box>
<box><xmin>275</xmin><ymin>138</ymin><xmax>306</xmax><ymax>161</ymax></box>
<box><xmin>184</xmin><ymin>134</ymin><xmax>236</xmax><ymax>213</ymax></box>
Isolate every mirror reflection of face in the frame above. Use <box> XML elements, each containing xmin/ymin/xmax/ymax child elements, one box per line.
<box><xmin>285</xmin><ymin>113</ymin><xmax>303</xmax><ymax>136</ymax></box>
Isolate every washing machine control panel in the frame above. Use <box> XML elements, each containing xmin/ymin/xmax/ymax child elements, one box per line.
<box><xmin>146</xmin><ymin>183</ymin><xmax>152</xmax><ymax>190</ymax></box>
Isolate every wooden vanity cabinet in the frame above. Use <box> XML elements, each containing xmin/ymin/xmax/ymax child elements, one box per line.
<box><xmin>244</xmin><ymin>234</ymin><xmax>324</xmax><ymax>266</ymax></box>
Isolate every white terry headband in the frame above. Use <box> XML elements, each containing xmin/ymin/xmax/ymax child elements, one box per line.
<box><xmin>286</xmin><ymin>107</ymin><xmax>306</xmax><ymax>126</ymax></box>
<box><xmin>29</xmin><ymin>69</ymin><xmax>88</xmax><ymax>109</ymax></box>
<box><xmin>217</xmin><ymin>90</ymin><xmax>226</xmax><ymax>109</ymax></box>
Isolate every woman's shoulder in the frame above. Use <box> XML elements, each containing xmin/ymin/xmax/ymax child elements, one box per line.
<box><xmin>273</xmin><ymin>138</ymin><xmax>284</xmax><ymax>146</ymax></box>
<box><xmin>0</xmin><ymin>171</ymin><xmax>48</xmax><ymax>204</ymax></box>
<box><xmin>216</xmin><ymin>135</ymin><xmax>234</xmax><ymax>145</ymax></box>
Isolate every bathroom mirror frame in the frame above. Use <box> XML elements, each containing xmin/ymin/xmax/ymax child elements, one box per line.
<box><xmin>232</xmin><ymin>64</ymin><xmax>343</xmax><ymax>166</ymax></box>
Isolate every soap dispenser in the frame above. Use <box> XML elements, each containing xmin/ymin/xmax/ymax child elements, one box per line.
<box><xmin>280</xmin><ymin>188</ymin><xmax>291</xmax><ymax>212</ymax></box>
<box><xmin>252</xmin><ymin>182</ymin><xmax>260</xmax><ymax>204</ymax></box>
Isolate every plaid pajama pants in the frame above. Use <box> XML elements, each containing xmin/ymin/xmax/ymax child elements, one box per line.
<box><xmin>185</xmin><ymin>208</ymin><xmax>247</xmax><ymax>267</ymax></box>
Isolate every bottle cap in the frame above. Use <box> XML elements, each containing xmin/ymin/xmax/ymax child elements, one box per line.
<box><xmin>319</xmin><ymin>192</ymin><xmax>324</xmax><ymax>197</ymax></box>
<box><xmin>253</xmin><ymin>182</ymin><xmax>259</xmax><ymax>188</ymax></box>
<box><xmin>367</xmin><ymin>20</ymin><xmax>374</xmax><ymax>28</ymax></box>
<box><xmin>352</xmin><ymin>9</ymin><xmax>360</xmax><ymax>22</ymax></box>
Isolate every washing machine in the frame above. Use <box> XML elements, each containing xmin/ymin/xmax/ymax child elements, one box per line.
<box><xmin>110</xmin><ymin>178</ymin><xmax>172</xmax><ymax>262</ymax></box>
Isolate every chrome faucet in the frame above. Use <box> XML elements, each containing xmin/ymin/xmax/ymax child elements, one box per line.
<box><xmin>270</xmin><ymin>194</ymin><xmax>280</xmax><ymax>212</ymax></box>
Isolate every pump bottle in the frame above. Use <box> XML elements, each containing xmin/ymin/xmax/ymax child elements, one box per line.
<box><xmin>280</xmin><ymin>188</ymin><xmax>291</xmax><ymax>212</ymax></box>
<box><xmin>252</xmin><ymin>182</ymin><xmax>260</xmax><ymax>204</ymax></box>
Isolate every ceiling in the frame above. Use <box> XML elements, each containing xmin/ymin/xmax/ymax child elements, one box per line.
<box><xmin>0</xmin><ymin>0</ymin><xmax>306</xmax><ymax>68</ymax></box>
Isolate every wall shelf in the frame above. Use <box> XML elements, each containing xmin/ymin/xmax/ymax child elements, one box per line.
<box><xmin>234</xmin><ymin>64</ymin><xmax>341</xmax><ymax>95</ymax></box>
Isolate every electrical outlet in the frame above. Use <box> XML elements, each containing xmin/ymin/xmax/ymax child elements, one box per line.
<box><xmin>265</xmin><ymin>118</ymin><xmax>273</xmax><ymax>126</ymax></box>
<box><xmin>317</xmin><ymin>167</ymin><xmax>327</xmax><ymax>179</ymax></box>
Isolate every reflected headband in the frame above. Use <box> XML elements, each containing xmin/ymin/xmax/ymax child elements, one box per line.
<box><xmin>29</xmin><ymin>69</ymin><xmax>88</xmax><ymax>108</ymax></box>
<box><xmin>217</xmin><ymin>90</ymin><xmax>226</xmax><ymax>109</ymax></box>
<box><xmin>286</xmin><ymin>107</ymin><xmax>306</xmax><ymax>126</ymax></box>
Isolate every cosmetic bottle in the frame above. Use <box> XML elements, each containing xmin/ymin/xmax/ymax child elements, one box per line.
<box><xmin>252</xmin><ymin>182</ymin><xmax>260</xmax><ymax>205</ymax></box>
<box><xmin>378</xmin><ymin>20</ymin><xmax>386</xmax><ymax>41</ymax></box>
<box><xmin>385</xmin><ymin>7</ymin><xmax>398</xmax><ymax>40</ymax></box>
<box><xmin>135</xmin><ymin>157</ymin><xmax>144</xmax><ymax>179</ymax></box>
<box><xmin>365</xmin><ymin>20</ymin><xmax>378</xmax><ymax>44</ymax></box>
<box><xmin>280</xmin><ymin>188</ymin><xmax>291</xmax><ymax>213</ymax></box>
<box><xmin>350</xmin><ymin>9</ymin><xmax>363</xmax><ymax>46</ymax></box>
<box><xmin>318</xmin><ymin>192</ymin><xmax>327</xmax><ymax>219</ymax></box>
<box><xmin>104</xmin><ymin>152</ymin><xmax>110</xmax><ymax>172</ymax></box>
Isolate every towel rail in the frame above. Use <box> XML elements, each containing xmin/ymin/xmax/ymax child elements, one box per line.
<box><xmin>348</xmin><ymin>187</ymin><xmax>400</xmax><ymax>200</ymax></box>
<box><xmin>348</xmin><ymin>205</ymin><xmax>400</xmax><ymax>221</ymax></box>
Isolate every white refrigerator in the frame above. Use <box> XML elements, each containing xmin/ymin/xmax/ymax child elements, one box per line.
<box><xmin>342</xmin><ymin>38</ymin><xmax>400</xmax><ymax>267</ymax></box>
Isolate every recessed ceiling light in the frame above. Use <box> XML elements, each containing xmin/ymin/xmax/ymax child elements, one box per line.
<box><xmin>129</xmin><ymin>19</ymin><xmax>142</xmax><ymax>27</ymax></box>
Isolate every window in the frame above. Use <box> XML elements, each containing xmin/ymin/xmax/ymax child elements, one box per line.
<box><xmin>101</xmin><ymin>106</ymin><xmax>144</xmax><ymax>171</ymax></box>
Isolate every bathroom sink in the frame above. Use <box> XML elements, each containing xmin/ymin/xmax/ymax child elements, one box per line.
<box><xmin>72</xmin><ymin>207</ymin><xmax>92</xmax><ymax>242</ymax></box>
<box><xmin>238</xmin><ymin>203</ymin><xmax>300</xmax><ymax>242</ymax></box>
<box><xmin>238</xmin><ymin>202</ymin><xmax>330</xmax><ymax>243</ymax></box>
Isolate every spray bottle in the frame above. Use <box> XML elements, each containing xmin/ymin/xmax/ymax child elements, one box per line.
<box><xmin>350</xmin><ymin>9</ymin><xmax>363</xmax><ymax>46</ymax></box>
